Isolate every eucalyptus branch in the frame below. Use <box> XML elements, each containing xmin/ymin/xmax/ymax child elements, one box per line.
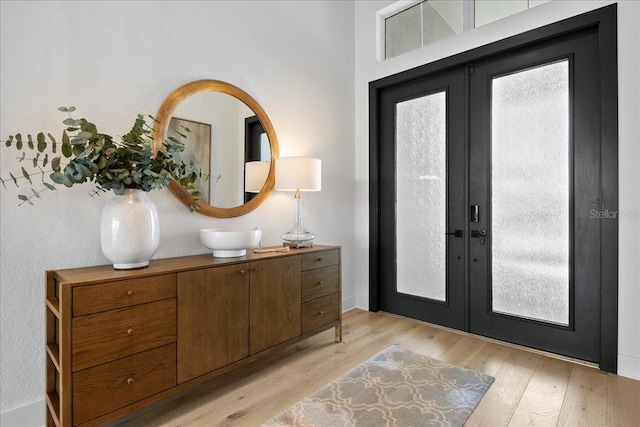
<box><xmin>1</xmin><ymin>106</ymin><xmax>202</xmax><ymax>207</ymax></box>
<box><xmin>1</xmin><ymin>153</ymin><xmax>72</xmax><ymax>189</ymax></box>
<box><xmin>17</xmin><ymin>184</ymin><xmax>57</xmax><ymax>206</ymax></box>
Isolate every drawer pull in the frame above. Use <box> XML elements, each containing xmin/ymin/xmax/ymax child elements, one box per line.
<box><xmin>127</xmin><ymin>377</ymin><xmax>134</xmax><ymax>385</ymax></box>
<box><xmin>318</xmin><ymin>257</ymin><xmax>324</xmax><ymax>262</ymax></box>
<box><xmin>317</xmin><ymin>281</ymin><xmax>325</xmax><ymax>286</ymax></box>
<box><xmin>319</xmin><ymin>310</ymin><xmax>325</xmax><ymax>315</ymax></box>
<box><xmin>253</xmin><ymin>267</ymin><xmax>261</xmax><ymax>271</ymax></box>
<box><xmin>127</xmin><ymin>290</ymin><xmax>134</xmax><ymax>296</ymax></box>
<box><xmin>127</xmin><ymin>328</ymin><xmax>134</xmax><ymax>336</ymax></box>
<box><xmin>240</xmin><ymin>269</ymin><xmax>247</xmax><ymax>274</ymax></box>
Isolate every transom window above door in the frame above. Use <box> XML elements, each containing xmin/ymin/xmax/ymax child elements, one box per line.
<box><xmin>379</xmin><ymin>0</ymin><xmax>552</xmax><ymax>60</ymax></box>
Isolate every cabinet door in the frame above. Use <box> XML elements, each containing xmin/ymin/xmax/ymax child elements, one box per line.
<box><xmin>250</xmin><ymin>257</ymin><xmax>301</xmax><ymax>354</ymax></box>
<box><xmin>177</xmin><ymin>264</ymin><xmax>249</xmax><ymax>383</ymax></box>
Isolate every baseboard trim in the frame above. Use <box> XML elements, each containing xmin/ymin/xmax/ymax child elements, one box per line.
<box><xmin>355</xmin><ymin>293</ymin><xmax>369</xmax><ymax>310</ymax></box>
<box><xmin>0</xmin><ymin>399</ymin><xmax>45</xmax><ymax>427</ymax></box>
<box><xmin>618</xmin><ymin>353</ymin><xmax>640</xmax><ymax>380</ymax></box>
<box><xmin>342</xmin><ymin>295</ymin><xmax>356</xmax><ymax>311</ymax></box>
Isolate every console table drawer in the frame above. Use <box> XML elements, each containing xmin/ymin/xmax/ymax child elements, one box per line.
<box><xmin>301</xmin><ymin>265</ymin><xmax>340</xmax><ymax>303</ymax></box>
<box><xmin>72</xmin><ymin>299</ymin><xmax>176</xmax><ymax>371</ymax></box>
<box><xmin>73</xmin><ymin>343</ymin><xmax>176</xmax><ymax>426</ymax></box>
<box><xmin>301</xmin><ymin>293</ymin><xmax>340</xmax><ymax>333</ymax></box>
<box><xmin>301</xmin><ymin>249</ymin><xmax>339</xmax><ymax>271</ymax></box>
<box><xmin>73</xmin><ymin>274</ymin><xmax>176</xmax><ymax>316</ymax></box>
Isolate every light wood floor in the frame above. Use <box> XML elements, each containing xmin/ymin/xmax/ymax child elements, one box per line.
<box><xmin>111</xmin><ymin>309</ymin><xmax>640</xmax><ymax>427</ymax></box>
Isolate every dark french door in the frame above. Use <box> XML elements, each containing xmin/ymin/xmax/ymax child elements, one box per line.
<box><xmin>370</xmin><ymin>6</ymin><xmax>618</xmax><ymax>369</ymax></box>
<box><xmin>378</xmin><ymin>68</ymin><xmax>466</xmax><ymax>330</ymax></box>
<box><xmin>468</xmin><ymin>28</ymin><xmax>602</xmax><ymax>361</ymax></box>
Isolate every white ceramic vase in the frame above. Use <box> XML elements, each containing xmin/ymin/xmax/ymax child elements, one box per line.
<box><xmin>100</xmin><ymin>189</ymin><xmax>159</xmax><ymax>269</ymax></box>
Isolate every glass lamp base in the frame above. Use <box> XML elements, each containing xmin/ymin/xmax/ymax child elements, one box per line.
<box><xmin>281</xmin><ymin>230</ymin><xmax>315</xmax><ymax>248</ymax></box>
<box><xmin>282</xmin><ymin>240</ymin><xmax>314</xmax><ymax>248</ymax></box>
<box><xmin>282</xmin><ymin>192</ymin><xmax>316</xmax><ymax>248</ymax></box>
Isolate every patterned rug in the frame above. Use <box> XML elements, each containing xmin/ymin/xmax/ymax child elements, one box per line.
<box><xmin>261</xmin><ymin>345</ymin><xmax>494</xmax><ymax>427</ymax></box>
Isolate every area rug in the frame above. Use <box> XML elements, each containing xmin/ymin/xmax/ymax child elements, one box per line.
<box><xmin>261</xmin><ymin>345</ymin><xmax>494</xmax><ymax>427</ymax></box>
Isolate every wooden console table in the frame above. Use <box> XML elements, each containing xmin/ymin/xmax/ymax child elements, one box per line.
<box><xmin>45</xmin><ymin>245</ymin><xmax>341</xmax><ymax>426</ymax></box>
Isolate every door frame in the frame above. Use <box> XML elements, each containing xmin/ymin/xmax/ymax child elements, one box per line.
<box><xmin>369</xmin><ymin>5</ymin><xmax>618</xmax><ymax>372</ymax></box>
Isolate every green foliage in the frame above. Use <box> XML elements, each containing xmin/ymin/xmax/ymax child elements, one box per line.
<box><xmin>1</xmin><ymin>107</ymin><xmax>203</xmax><ymax>208</ymax></box>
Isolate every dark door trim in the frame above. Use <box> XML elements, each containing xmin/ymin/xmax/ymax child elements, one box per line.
<box><xmin>244</xmin><ymin>115</ymin><xmax>266</xmax><ymax>203</ymax></box>
<box><xmin>369</xmin><ymin>4</ymin><xmax>618</xmax><ymax>372</ymax></box>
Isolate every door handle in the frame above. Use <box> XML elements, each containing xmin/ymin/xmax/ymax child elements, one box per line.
<box><xmin>445</xmin><ymin>230</ymin><xmax>464</xmax><ymax>238</ymax></box>
<box><xmin>470</xmin><ymin>229</ymin><xmax>486</xmax><ymax>245</ymax></box>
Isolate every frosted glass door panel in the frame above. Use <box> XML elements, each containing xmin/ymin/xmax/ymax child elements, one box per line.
<box><xmin>491</xmin><ymin>60</ymin><xmax>570</xmax><ymax>325</ymax></box>
<box><xmin>396</xmin><ymin>91</ymin><xmax>447</xmax><ymax>301</ymax></box>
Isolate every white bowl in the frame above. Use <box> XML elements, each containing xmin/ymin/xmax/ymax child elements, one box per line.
<box><xmin>200</xmin><ymin>228</ymin><xmax>262</xmax><ymax>258</ymax></box>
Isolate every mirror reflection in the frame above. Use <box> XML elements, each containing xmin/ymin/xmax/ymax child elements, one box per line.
<box><xmin>154</xmin><ymin>80</ymin><xmax>279</xmax><ymax>218</ymax></box>
<box><xmin>169</xmin><ymin>92</ymin><xmax>271</xmax><ymax>208</ymax></box>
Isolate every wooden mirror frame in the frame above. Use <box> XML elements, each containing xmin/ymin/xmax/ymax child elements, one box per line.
<box><xmin>153</xmin><ymin>80</ymin><xmax>279</xmax><ymax>218</ymax></box>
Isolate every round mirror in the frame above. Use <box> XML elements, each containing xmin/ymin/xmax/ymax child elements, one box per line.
<box><xmin>153</xmin><ymin>80</ymin><xmax>279</xmax><ymax>217</ymax></box>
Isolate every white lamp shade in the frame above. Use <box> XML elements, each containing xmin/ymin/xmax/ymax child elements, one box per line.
<box><xmin>245</xmin><ymin>161</ymin><xmax>271</xmax><ymax>193</ymax></box>
<box><xmin>275</xmin><ymin>157</ymin><xmax>321</xmax><ymax>191</ymax></box>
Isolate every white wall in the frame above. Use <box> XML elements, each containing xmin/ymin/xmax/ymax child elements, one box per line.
<box><xmin>354</xmin><ymin>0</ymin><xmax>639</xmax><ymax>379</ymax></box>
<box><xmin>0</xmin><ymin>0</ymin><xmax>355</xmax><ymax>417</ymax></box>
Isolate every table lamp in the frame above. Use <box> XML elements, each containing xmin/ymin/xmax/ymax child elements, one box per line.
<box><xmin>275</xmin><ymin>157</ymin><xmax>321</xmax><ymax>248</ymax></box>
